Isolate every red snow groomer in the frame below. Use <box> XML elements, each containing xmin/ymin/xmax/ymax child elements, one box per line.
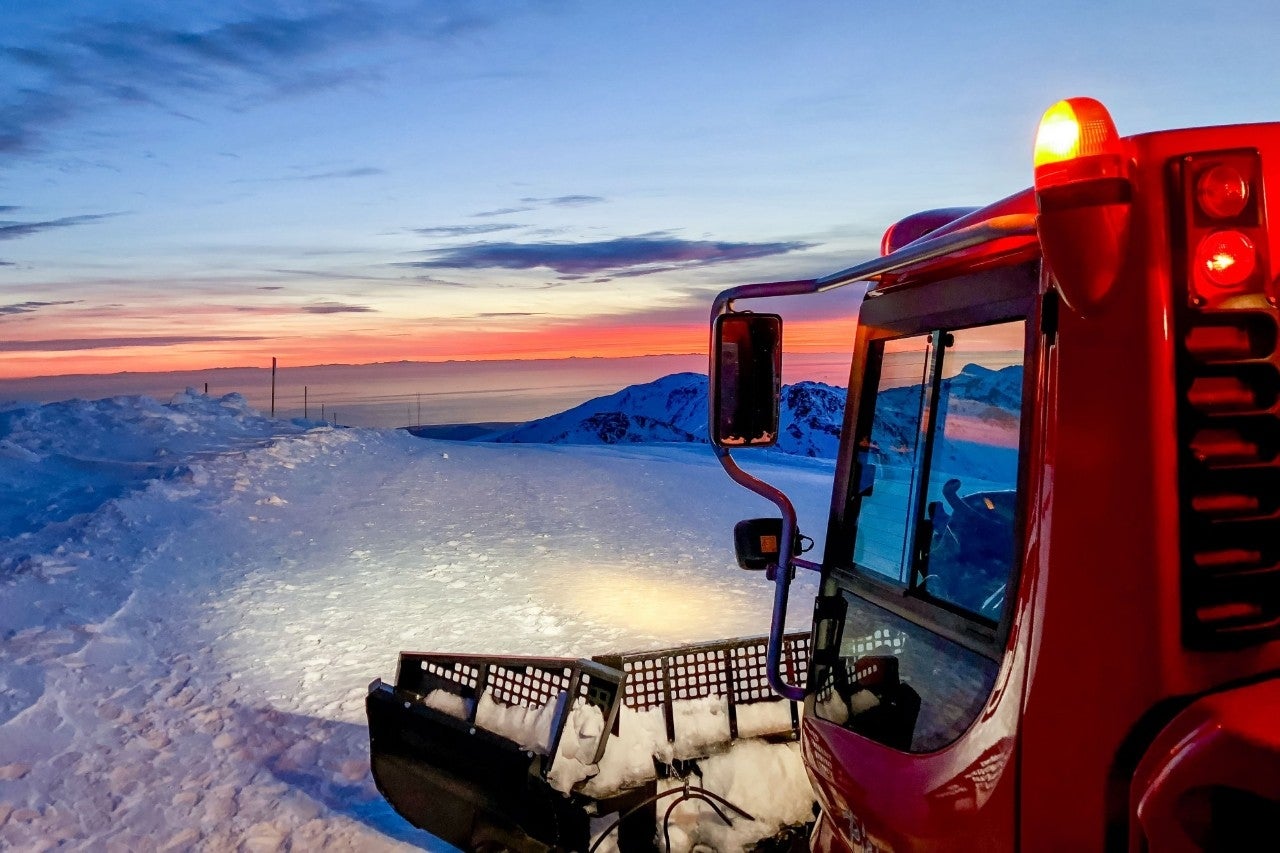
<box><xmin>369</xmin><ymin>97</ymin><xmax>1280</xmax><ymax>850</ymax></box>
<box><xmin>710</xmin><ymin>97</ymin><xmax>1280</xmax><ymax>851</ymax></box>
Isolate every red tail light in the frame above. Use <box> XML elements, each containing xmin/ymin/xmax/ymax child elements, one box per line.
<box><xmin>1177</xmin><ymin>150</ymin><xmax>1270</xmax><ymax>309</ymax></box>
<box><xmin>1196</xmin><ymin>163</ymin><xmax>1251</xmax><ymax>220</ymax></box>
<box><xmin>1173</xmin><ymin>148</ymin><xmax>1280</xmax><ymax>650</ymax></box>
<box><xmin>1194</xmin><ymin>230</ymin><xmax>1259</xmax><ymax>293</ymax></box>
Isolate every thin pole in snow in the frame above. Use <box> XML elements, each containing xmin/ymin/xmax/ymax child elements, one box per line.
<box><xmin>270</xmin><ymin>357</ymin><xmax>277</xmax><ymax>417</ymax></box>
<box><xmin>204</xmin><ymin>382</ymin><xmax>208</xmax><ymax>394</ymax></box>
<box><xmin>321</xmin><ymin>403</ymin><xmax>325</xmax><ymax>421</ymax></box>
<box><xmin>417</xmin><ymin>393</ymin><xmax>421</xmax><ymax>426</ymax></box>
<box><xmin>304</xmin><ymin>386</ymin><xmax>308</xmax><ymax>419</ymax></box>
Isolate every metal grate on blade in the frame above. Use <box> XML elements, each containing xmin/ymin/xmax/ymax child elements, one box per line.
<box><xmin>594</xmin><ymin>632</ymin><xmax>810</xmax><ymax>745</ymax></box>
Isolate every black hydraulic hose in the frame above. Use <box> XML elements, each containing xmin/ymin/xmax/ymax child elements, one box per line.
<box><xmin>586</xmin><ymin>781</ymin><xmax>754</xmax><ymax>853</ymax></box>
<box><xmin>661</xmin><ymin>785</ymin><xmax>751</xmax><ymax>853</ymax></box>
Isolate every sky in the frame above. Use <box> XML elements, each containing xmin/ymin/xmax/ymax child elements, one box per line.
<box><xmin>3</xmin><ymin>0</ymin><xmax>1280</xmax><ymax>380</ymax></box>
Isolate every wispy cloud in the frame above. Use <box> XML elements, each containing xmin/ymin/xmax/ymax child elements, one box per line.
<box><xmin>0</xmin><ymin>335</ymin><xmax>266</xmax><ymax>352</ymax></box>
<box><xmin>266</xmin><ymin>268</ymin><xmax>412</xmax><ymax>283</ymax></box>
<box><xmin>471</xmin><ymin>195</ymin><xmax>605</xmax><ymax>218</ymax></box>
<box><xmin>0</xmin><ymin>300</ymin><xmax>78</xmax><ymax>315</ymax></box>
<box><xmin>520</xmin><ymin>195</ymin><xmax>604</xmax><ymax>207</ymax></box>
<box><xmin>472</xmin><ymin>205</ymin><xmax>533</xmax><ymax>218</ymax></box>
<box><xmin>0</xmin><ymin>205</ymin><xmax>19</xmax><ymax>213</ymax></box>
<box><xmin>399</xmin><ymin>234</ymin><xmax>814</xmax><ymax>277</ymax></box>
<box><xmin>296</xmin><ymin>166</ymin><xmax>382</xmax><ymax>181</ymax></box>
<box><xmin>1</xmin><ymin>5</ymin><xmax>495</xmax><ymax>157</ymax></box>
<box><xmin>413</xmin><ymin>223</ymin><xmax>523</xmax><ymax>237</ymax></box>
<box><xmin>225</xmin><ymin>300</ymin><xmax>375</xmax><ymax>315</ymax></box>
<box><xmin>300</xmin><ymin>301</ymin><xmax>375</xmax><ymax>314</ymax></box>
<box><xmin>233</xmin><ymin>166</ymin><xmax>384</xmax><ymax>183</ymax></box>
<box><xmin>0</xmin><ymin>212</ymin><xmax>122</xmax><ymax>240</ymax></box>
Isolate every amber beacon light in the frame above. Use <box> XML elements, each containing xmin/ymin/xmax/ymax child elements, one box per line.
<box><xmin>1033</xmin><ymin>97</ymin><xmax>1134</xmax><ymax>315</ymax></box>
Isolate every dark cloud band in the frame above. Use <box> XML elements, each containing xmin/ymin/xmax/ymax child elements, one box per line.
<box><xmin>413</xmin><ymin>223</ymin><xmax>522</xmax><ymax>237</ymax></box>
<box><xmin>0</xmin><ymin>336</ymin><xmax>266</xmax><ymax>352</ymax></box>
<box><xmin>518</xmin><ymin>195</ymin><xmax>604</xmax><ymax>207</ymax></box>
<box><xmin>402</xmin><ymin>234</ymin><xmax>813</xmax><ymax>276</ymax></box>
<box><xmin>0</xmin><ymin>212</ymin><xmax>121</xmax><ymax>241</ymax></box>
<box><xmin>0</xmin><ymin>300</ymin><xmax>78</xmax><ymax>315</ymax></box>
<box><xmin>0</xmin><ymin>5</ymin><xmax>494</xmax><ymax>157</ymax></box>
<box><xmin>301</xmin><ymin>302</ymin><xmax>375</xmax><ymax>314</ymax></box>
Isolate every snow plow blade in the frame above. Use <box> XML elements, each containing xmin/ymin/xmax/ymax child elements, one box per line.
<box><xmin>366</xmin><ymin>633</ymin><xmax>812</xmax><ymax>852</ymax></box>
<box><xmin>368</xmin><ymin>653</ymin><xmax>628</xmax><ymax>851</ymax></box>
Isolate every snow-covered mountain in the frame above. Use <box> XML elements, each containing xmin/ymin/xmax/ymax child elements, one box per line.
<box><xmin>486</xmin><ymin>364</ymin><xmax>1021</xmax><ymax>469</ymax></box>
<box><xmin>490</xmin><ymin>372</ymin><xmax>710</xmax><ymax>445</ymax></box>
<box><xmin>488</xmin><ymin>372</ymin><xmax>850</xmax><ymax>457</ymax></box>
<box><xmin>778</xmin><ymin>381</ymin><xmax>846</xmax><ymax>458</ymax></box>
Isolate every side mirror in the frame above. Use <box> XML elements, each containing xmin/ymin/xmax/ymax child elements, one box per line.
<box><xmin>711</xmin><ymin>312</ymin><xmax>782</xmax><ymax>447</ymax></box>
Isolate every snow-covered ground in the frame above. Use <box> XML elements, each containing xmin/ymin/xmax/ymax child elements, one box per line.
<box><xmin>0</xmin><ymin>390</ymin><xmax>834</xmax><ymax>851</ymax></box>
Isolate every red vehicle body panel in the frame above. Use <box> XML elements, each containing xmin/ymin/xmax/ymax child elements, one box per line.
<box><xmin>1130</xmin><ymin>679</ymin><xmax>1280</xmax><ymax>851</ymax></box>
<box><xmin>799</xmin><ymin>120</ymin><xmax>1280</xmax><ymax>851</ymax></box>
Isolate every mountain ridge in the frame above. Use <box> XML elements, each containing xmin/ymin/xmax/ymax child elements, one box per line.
<box><xmin>476</xmin><ymin>365</ymin><xmax>1024</xmax><ymax>468</ymax></box>
<box><xmin>486</xmin><ymin>372</ymin><xmax>847</xmax><ymax>457</ymax></box>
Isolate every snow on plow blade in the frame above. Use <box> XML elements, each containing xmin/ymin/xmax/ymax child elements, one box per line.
<box><xmin>367</xmin><ymin>633</ymin><xmax>812</xmax><ymax>852</ymax></box>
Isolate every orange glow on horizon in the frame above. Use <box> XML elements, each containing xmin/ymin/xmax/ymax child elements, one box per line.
<box><xmin>0</xmin><ymin>316</ymin><xmax>858</xmax><ymax>380</ymax></box>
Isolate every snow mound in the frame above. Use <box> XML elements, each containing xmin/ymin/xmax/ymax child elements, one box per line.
<box><xmin>0</xmin><ymin>389</ymin><xmax>315</xmax><ymax>540</ymax></box>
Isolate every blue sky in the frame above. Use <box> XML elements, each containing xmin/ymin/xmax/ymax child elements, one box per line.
<box><xmin>3</xmin><ymin>0</ymin><xmax>1279</xmax><ymax>377</ymax></box>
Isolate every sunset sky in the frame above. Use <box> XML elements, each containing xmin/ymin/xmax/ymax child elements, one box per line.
<box><xmin>4</xmin><ymin>1</ymin><xmax>1280</xmax><ymax>380</ymax></box>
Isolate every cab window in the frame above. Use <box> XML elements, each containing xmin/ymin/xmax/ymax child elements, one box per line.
<box><xmin>814</xmin><ymin>317</ymin><xmax>1027</xmax><ymax>752</ymax></box>
<box><xmin>853</xmin><ymin>320</ymin><xmax>1024</xmax><ymax>621</ymax></box>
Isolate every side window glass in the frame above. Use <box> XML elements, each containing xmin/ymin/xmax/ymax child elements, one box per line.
<box><xmin>850</xmin><ymin>321</ymin><xmax>1024</xmax><ymax>622</ymax></box>
<box><xmin>921</xmin><ymin>326</ymin><xmax>1024</xmax><ymax>619</ymax></box>
<box><xmin>852</xmin><ymin>334</ymin><xmax>936</xmax><ymax>582</ymax></box>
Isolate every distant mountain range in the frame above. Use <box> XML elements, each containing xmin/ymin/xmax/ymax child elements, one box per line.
<box><xmin>485</xmin><ymin>372</ymin><xmax>847</xmax><ymax>457</ymax></box>
<box><xmin>462</xmin><ymin>365</ymin><xmax>1022</xmax><ymax>466</ymax></box>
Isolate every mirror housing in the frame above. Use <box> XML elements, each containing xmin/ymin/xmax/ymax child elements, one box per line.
<box><xmin>711</xmin><ymin>312</ymin><xmax>782</xmax><ymax>447</ymax></box>
<box><xmin>733</xmin><ymin>517</ymin><xmax>793</xmax><ymax>571</ymax></box>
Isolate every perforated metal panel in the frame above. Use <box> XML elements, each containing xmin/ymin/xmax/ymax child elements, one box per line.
<box><xmin>401</xmin><ymin>654</ymin><xmax>611</xmax><ymax>712</ymax></box>
<box><xmin>595</xmin><ymin>632</ymin><xmax>809</xmax><ymax>743</ymax></box>
<box><xmin>419</xmin><ymin>659</ymin><xmax>478</xmax><ymax>691</ymax></box>
<box><xmin>843</xmin><ymin>627</ymin><xmax>907</xmax><ymax>659</ymax></box>
<box><xmin>606</xmin><ymin>634</ymin><xmax>808</xmax><ymax>709</ymax></box>
<box><xmin>392</xmin><ymin>651</ymin><xmax>625</xmax><ymax>765</ymax></box>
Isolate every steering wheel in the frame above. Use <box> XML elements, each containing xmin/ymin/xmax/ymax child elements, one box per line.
<box><xmin>923</xmin><ymin>479</ymin><xmax>1015</xmax><ymax>616</ymax></box>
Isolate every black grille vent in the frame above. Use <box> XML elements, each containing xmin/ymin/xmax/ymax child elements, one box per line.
<box><xmin>1176</xmin><ymin>311</ymin><xmax>1280</xmax><ymax>649</ymax></box>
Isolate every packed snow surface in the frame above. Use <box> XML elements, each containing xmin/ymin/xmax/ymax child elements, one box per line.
<box><xmin>0</xmin><ymin>390</ymin><xmax>832</xmax><ymax>851</ymax></box>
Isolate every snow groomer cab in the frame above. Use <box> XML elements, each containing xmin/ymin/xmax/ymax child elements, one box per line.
<box><xmin>711</xmin><ymin>97</ymin><xmax>1280</xmax><ymax>850</ymax></box>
